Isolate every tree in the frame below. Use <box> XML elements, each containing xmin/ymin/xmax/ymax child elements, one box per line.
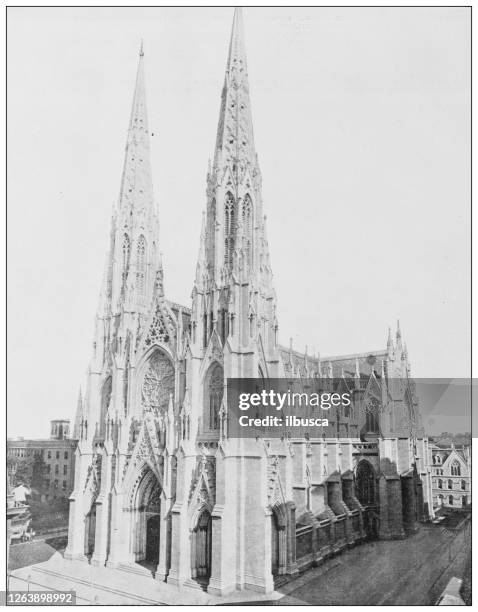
<box><xmin>31</xmin><ymin>454</ymin><xmax>47</xmax><ymax>491</ymax></box>
<box><xmin>7</xmin><ymin>455</ymin><xmax>35</xmax><ymax>487</ymax></box>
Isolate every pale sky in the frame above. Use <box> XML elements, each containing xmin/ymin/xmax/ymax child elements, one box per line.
<box><xmin>7</xmin><ymin>7</ymin><xmax>470</xmax><ymax>438</ymax></box>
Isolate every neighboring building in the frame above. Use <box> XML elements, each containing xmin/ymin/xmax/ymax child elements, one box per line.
<box><xmin>65</xmin><ymin>9</ymin><xmax>433</xmax><ymax>596</ymax></box>
<box><xmin>7</xmin><ymin>420</ymin><xmax>77</xmax><ymax>502</ymax></box>
<box><xmin>50</xmin><ymin>419</ymin><xmax>71</xmax><ymax>440</ymax></box>
<box><xmin>7</xmin><ymin>487</ymin><xmax>31</xmax><ymax>564</ymax></box>
<box><xmin>430</xmin><ymin>443</ymin><xmax>471</xmax><ymax>509</ymax></box>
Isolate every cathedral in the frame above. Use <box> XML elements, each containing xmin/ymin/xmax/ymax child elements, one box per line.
<box><xmin>65</xmin><ymin>8</ymin><xmax>434</xmax><ymax>595</ymax></box>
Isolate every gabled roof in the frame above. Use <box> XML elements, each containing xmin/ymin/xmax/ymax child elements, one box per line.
<box><xmin>278</xmin><ymin>345</ymin><xmax>387</xmax><ymax>378</ymax></box>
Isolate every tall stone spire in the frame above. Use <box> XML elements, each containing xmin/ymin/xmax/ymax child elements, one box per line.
<box><xmin>117</xmin><ymin>42</ymin><xmax>153</xmax><ymax>216</ymax></box>
<box><xmin>214</xmin><ymin>7</ymin><xmax>257</xmax><ymax>171</ymax></box>
<box><xmin>387</xmin><ymin>326</ymin><xmax>394</xmax><ymax>357</ymax></box>
<box><xmin>89</xmin><ymin>44</ymin><xmax>163</xmax><ymax>392</ymax></box>
<box><xmin>395</xmin><ymin>319</ymin><xmax>403</xmax><ymax>352</ymax></box>
<box><xmin>191</xmin><ymin>8</ymin><xmax>279</xmax><ymax>375</ymax></box>
<box><xmin>73</xmin><ymin>388</ymin><xmax>83</xmax><ymax>440</ymax></box>
<box><xmin>103</xmin><ymin>43</ymin><xmax>162</xmax><ymax>313</ymax></box>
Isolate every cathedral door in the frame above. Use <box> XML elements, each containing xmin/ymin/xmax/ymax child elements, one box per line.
<box><xmin>192</xmin><ymin>510</ymin><xmax>212</xmax><ymax>586</ymax></box>
<box><xmin>355</xmin><ymin>460</ymin><xmax>376</xmax><ymax>506</ymax></box>
<box><xmin>145</xmin><ymin>515</ymin><xmax>160</xmax><ymax>564</ymax></box>
<box><xmin>271</xmin><ymin>512</ymin><xmax>280</xmax><ymax>576</ymax></box>
<box><xmin>84</xmin><ymin>505</ymin><xmax>96</xmax><ymax>557</ymax></box>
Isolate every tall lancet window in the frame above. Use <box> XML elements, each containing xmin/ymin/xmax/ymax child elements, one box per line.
<box><xmin>206</xmin><ymin>364</ymin><xmax>223</xmax><ymax>431</ymax></box>
<box><xmin>136</xmin><ymin>235</ymin><xmax>146</xmax><ymax>296</ymax></box>
<box><xmin>242</xmin><ymin>194</ymin><xmax>253</xmax><ymax>266</ymax></box>
<box><xmin>451</xmin><ymin>461</ymin><xmax>461</xmax><ymax>476</ymax></box>
<box><xmin>207</xmin><ymin>199</ymin><xmax>216</xmax><ymax>269</ymax></box>
<box><xmin>224</xmin><ymin>192</ymin><xmax>235</xmax><ymax>267</ymax></box>
<box><xmin>122</xmin><ymin>234</ymin><xmax>131</xmax><ymax>286</ymax></box>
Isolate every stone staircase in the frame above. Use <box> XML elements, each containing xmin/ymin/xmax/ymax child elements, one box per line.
<box><xmin>9</xmin><ymin>555</ymin><xmax>284</xmax><ymax>605</ymax></box>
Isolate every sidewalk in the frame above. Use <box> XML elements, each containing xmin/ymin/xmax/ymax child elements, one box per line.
<box><xmin>9</xmin><ymin>554</ymin><xmax>283</xmax><ymax>605</ymax></box>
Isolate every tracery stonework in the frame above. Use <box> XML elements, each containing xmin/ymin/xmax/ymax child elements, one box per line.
<box><xmin>144</xmin><ymin>303</ymin><xmax>174</xmax><ymax>349</ymax></box>
<box><xmin>141</xmin><ymin>352</ymin><xmax>174</xmax><ymax>414</ymax></box>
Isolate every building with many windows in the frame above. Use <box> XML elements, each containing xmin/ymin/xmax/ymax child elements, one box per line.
<box><xmin>430</xmin><ymin>443</ymin><xmax>470</xmax><ymax>509</ymax></box>
<box><xmin>7</xmin><ymin>420</ymin><xmax>77</xmax><ymax>502</ymax></box>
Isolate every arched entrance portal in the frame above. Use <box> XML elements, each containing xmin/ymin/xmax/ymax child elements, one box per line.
<box><xmin>191</xmin><ymin>509</ymin><xmax>212</xmax><ymax>588</ymax></box>
<box><xmin>355</xmin><ymin>460</ymin><xmax>378</xmax><ymax>539</ymax></box>
<box><xmin>84</xmin><ymin>505</ymin><xmax>96</xmax><ymax>557</ymax></box>
<box><xmin>146</xmin><ymin>515</ymin><xmax>160</xmax><ymax>564</ymax></box>
<box><xmin>270</xmin><ymin>504</ymin><xmax>287</xmax><ymax>579</ymax></box>
<box><xmin>131</xmin><ymin>468</ymin><xmax>162</xmax><ymax>573</ymax></box>
<box><xmin>271</xmin><ymin>511</ymin><xmax>280</xmax><ymax>576</ymax></box>
<box><xmin>355</xmin><ymin>460</ymin><xmax>376</xmax><ymax>506</ymax></box>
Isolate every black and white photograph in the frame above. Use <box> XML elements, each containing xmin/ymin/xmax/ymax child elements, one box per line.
<box><xmin>6</xmin><ymin>4</ymin><xmax>472</xmax><ymax>606</ymax></box>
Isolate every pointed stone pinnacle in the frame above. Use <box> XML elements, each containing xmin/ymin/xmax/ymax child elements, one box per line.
<box><xmin>214</xmin><ymin>7</ymin><xmax>255</xmax><ymax>168</ymax></box>
<box><xmin>118</xmin><ymin>46</ymin><xmax>152</xmax><ymax>214</ymax></box>
<box><xmin>355</xmin><ymin>357</ymin><xmax>361</xmax><ymax>378</ymax></box>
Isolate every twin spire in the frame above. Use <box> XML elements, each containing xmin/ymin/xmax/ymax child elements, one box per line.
<box><xmin>117</xmin><ymin>41</ymin><xmax>153</xmax><ymax>216</ymax></box>
<box><xmin>214</xmin><ymin>8</ymin><xmax>257</xmax><ymax>170</ymax></box>
<box><xmin>119</xmin><ymin>7</ymin><xmax>252</xmax><ymax>214</ymax></box>
<box><xmin>110</xmin><ymin>9</ymin><xmax>255</xmax><ymax>309</ymax></box>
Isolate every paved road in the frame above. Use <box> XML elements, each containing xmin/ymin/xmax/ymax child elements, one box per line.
<box><xmin>270</xmin><ymin>522</ymin><xmax>470</xmax><ymax>605</ymax></box>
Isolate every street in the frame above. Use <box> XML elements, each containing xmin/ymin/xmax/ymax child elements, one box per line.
<box><xmin>271</xmin><ymin>521</ymin><xmax>471</xmax><ymax>605</ymax></box>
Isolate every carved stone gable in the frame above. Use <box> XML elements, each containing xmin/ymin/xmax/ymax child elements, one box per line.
<box><xmin>365</xmin><ymin>373</ymin><xmax>381</xmax><ymax>400</ymax></box>
<box><xmin>142</xmin><ymin>301</ymin><xmax>175</xmax><ymax>351</ymax></box>
<box><xmin>189</xmin><ymin>455</ymin><xmax>216</xmax><ymax>507</ymax></box>
<box><xmin>84</xmin><ymin>454</ymin><xmax>102</xmax><ymax>501</ymax></box>
<box><xmin>123</xmin><ymin>419</ymin><xmax>164</xmax><ymax>487</ymax></box>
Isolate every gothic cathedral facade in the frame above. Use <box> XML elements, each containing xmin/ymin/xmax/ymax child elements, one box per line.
<box><xmin>66</xmin><ymin>9</ymin><xmax>434</xmax><ymax>595</ymax></box>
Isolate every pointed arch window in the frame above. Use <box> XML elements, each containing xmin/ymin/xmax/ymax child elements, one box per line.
<box><xmin>355</xmin><ymin>460</ymin><xmax>376</xmax><ymax>506</ymax></box>
<box><xmin>450</xmin><ymin>461</ymin><xmax>461</xmax><ymax>476</ymax></box>
<box><xmin>207</xmin><ymin>199</ymin><xmax>216</xmax><ymax>268</ymax></box>
<box><xmin>242</xmin><ymin>194</ymin><xmax>253</xmax><ymax>267</ymax></box>
<box><xmin>203</xmin><ymin>313</ymin><xmax>208</xmax><ymax>348</ymax></box>
<box><xmin>136</xmin><ymin>235</ymin><xmax>146</xmax><ymax>296</ymax></box>
<box><xmin>224</xmin><ymin>192</ymin><xmax>235</xmax><ymax>267</ymax></box>
<box><xmin>364</xmin><ymin>397</ymin><xmax>380</xmax><ymax>433</ymax></box>
<box><xmin>99</xmin><ymin>376</ymin><xmax>112</xmax><ymax>437</ymax></box>
<box><xmin>122</xmin><ymin>234</ymin><xmax>131</xmax><ymax>286</ymax></box>
<box><xmin>207</xmin><ymin>364</ymin><xmax>223</xmax><ymax>431</ymax></box>
<box><xmin>220</xmin><ymin>308</ymin><xmax>229</xmax><ymax>345</ymax></box>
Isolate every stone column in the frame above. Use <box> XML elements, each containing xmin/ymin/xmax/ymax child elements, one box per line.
<box><xmin>91</xmin><ymin>452</ymin><xmax>113</xmax><ymax>566</ymax></box>
<box><xmin>285</xmin><ymin>501</ymin><xmax>299</xmax><ymax>577</ymax></box>
<box><xmin>401</xmin><ymin>474</ymin><xmax>418</xmax><ymax>534</ymax></box>
<box><xmin>207</xmin><ymin>447</ymin><xmax>239</xmax><ymax>596</ymax></box>
<box><xmin>341</xmin><ymin>472</ymin><xmax>365</xmax><ymax>541</ymax></box>
<box><xmin>64</xmin><ymin>446</ymin><xmax>92</xmax><ymax>561</ymax></box>
<box><xmin>262</xmin><ymin>510</ymin><xmax>275</xmax><ymax>593</ymax></box>
<box><xmin>379</xmin><ymin>475</ymin><xmax>404</xmax><ymax>539</ymax></box>
<box><xmin>106</xmin><ymin>491</ymin><xmax>129</xmax><ymax>567</ymax></box>
<box><xmin>166</xmin><ymin>501</ymin><xmax>191</xmax><ymax>587</ymax></box>
<box><xmin>156</xmin><ymin>497</ymin><xmax>171</xmax><ymax>581</ymax></box>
